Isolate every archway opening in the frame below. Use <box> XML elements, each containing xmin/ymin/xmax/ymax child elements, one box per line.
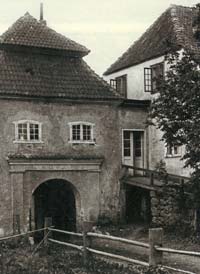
<box><xmin>33</xmin><ymin>179</ymin><xmax>76</xmax><ymax>232</ymax></box>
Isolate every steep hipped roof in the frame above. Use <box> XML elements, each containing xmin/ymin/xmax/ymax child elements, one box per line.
<box><xmin>0</xmin><ymin>12</ymin><xmax>119</xmax><ymax>100</ymax></box>
<box><xmin>104</xmin><ymin>5</ymin><xmax>199</xmax><ymax>75</ymax></box>
<box><xmin>0</xmin><ymin>50</ymin><xmax>119</xmax><ymax>100</ymax></box>
<box><xmin>0</xmin><ymin>13</ymin><xmax>89</xmax><ymax>57</ymax></box>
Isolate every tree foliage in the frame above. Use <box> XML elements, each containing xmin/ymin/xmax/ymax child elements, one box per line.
<box><xmin>150</xmin><ymin>50</ymin><xmax>200</xmax><ymax>206</ymax></box>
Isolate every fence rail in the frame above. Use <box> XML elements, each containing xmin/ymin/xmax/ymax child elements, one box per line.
<box><xmin>49</xmin><ymin>227</ymin><xmax>83</xmax><ymax>237</ymax></box>
<box><xmin>49</xmin><ymin>238</ymin><xmax>83</xmax><ymax>251</ymax></box>
<box><xmin>86</xmin><ymin>247</ymin><xmax>149</xmax><ymax>267</ymax></box>
<box><xmin>0</xmin><ymin>227</ymin><xmax>49</xmax><ymax>242</ymax></box>
<box><xmin>155</xmin><ymin>246</ymin><xmax>200</xmax><ymax>257</ymax></box>
<box><xmin>87</xmin><ymin>232</ymin><xmax>149</xmax><ymax>248</ymax></box>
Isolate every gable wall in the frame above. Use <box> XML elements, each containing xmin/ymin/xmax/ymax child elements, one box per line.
<box><xmin>104</xmin><ymin>56</ymin><xmax>164</xmax><ymax>100</ymax></box>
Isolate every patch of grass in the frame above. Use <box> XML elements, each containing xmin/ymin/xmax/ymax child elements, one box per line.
<box><xmin>0</xmin><ymin>240</ymin><xmax>173</xmax><ymax>274</ymax></box>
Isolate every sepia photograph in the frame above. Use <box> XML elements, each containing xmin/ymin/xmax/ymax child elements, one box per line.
<box><xmin>0</xmin><ymin>0</ymin><xmax>200</xmax><ymax>273</ymax></box>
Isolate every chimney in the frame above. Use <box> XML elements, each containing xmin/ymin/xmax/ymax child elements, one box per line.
<box><xmin>40</xmin><ymin>3</ymin><xmax>47</xmax><ymax>25</ymax></box>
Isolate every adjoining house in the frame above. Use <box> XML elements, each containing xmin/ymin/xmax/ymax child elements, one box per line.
<box><xmin>104</xmin><ymin>4</ymin><xmax>200</xmax><ymax>228</ymax></box>
<box><xmin>0</xmin><ymin>8</ymin><xmax>150</xmax><ymax>236</ymax></box>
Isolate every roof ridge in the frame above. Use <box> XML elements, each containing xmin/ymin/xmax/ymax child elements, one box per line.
<box><xmin>104</xmin><ymin>7</ymin><xmax>172</xmax><ymax>75</ymax></box>
<box><xmin>104</xmin><ymin>4</ymin><xmax>198</xmax><ymax>75</ymax></box>
<box><xmin>169</xmin><ymin>4</ymin><xmax>183</xmax><ymax>47</ymax></box>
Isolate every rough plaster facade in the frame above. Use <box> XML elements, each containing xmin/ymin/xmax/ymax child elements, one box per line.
<box><xmin>0</xmin><ymin>98</ymin><xmax>148</xmax><ymax>236</ymax></box>
<box><xmin>104</xmin><ymin>54</ymin><xmax>191</xmax><ymax>177</ymax></box>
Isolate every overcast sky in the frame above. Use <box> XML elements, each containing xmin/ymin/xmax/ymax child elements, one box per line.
<box><xmin>0</xmin><ymin>0</ymin><xmax>198</xmax><ymax>75</ymax></box>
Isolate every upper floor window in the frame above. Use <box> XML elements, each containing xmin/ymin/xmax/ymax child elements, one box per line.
<box><xmin>166</xmin><ymin>145</ymin><xmax>181</xmax><ymax>157</ymax></box>
<box><xmin>144</xmin><ymin>62</ymin><xmax>164</xmax><ymax>93</ymax></box>
<box><xmin>69</xmin><ymin>122</ymin><xmax>95</xmax><ymax>144</ymax></box>
<box><xmin>110</xmin><ymin>75</ymin><xmax>127</xmax><ymax>97</ymax></box>
<box><xmin>14</xmin><ymin>120</ymin><xmax>42</xmax><ymax>143</ymax></box>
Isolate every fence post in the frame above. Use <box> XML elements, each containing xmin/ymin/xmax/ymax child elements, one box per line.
<box><xmin>149</xmin><ymin>228</ymin><xmax>163</xmax><ymax>266</ymax></box>
<box><xmin>82</xmin><ymin>221</ymin><xmax>91</xmax><ymax>266</ymax></box>
<box><xmin>44</xmin><ymin>217</ymin><xmax>52</xmax><ymax>246</ymax></box>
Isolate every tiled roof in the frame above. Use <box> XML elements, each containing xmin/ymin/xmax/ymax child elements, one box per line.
<box><xmin>0</xmin><ymin>13</ymin><xmax>89</xmax><ymax>57</ymax></box>
<box><xmin>104</xmin><ymin>5</ymin><xmax>200</xmax><ymax>75</ymax></box>
<box><xmin>0</xmin><ymin>50</ymin><xmax>120</xmax><ymax>100</ymax></box>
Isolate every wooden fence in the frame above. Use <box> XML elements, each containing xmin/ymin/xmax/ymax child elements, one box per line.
<box><xmin>47</xmin><ymin>224</ymin><xmax>200</xmax><ymax>274</ymax></box>
<box><xmin>0</xmin><ymin>220</ymin><xmax>199</xmax><ymax>274</ymax></box>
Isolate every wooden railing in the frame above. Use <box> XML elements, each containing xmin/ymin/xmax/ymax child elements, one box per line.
<box><xmin>1</xmin><ymin>222</ymin><xmax>199</xmax><ymax>274</ymax></box>
<box><xmin>122</xmin><ymin>164</ymin><xmax>189</xmax><ymax>187</ymax></box>
<box><xmin>47</xmin><ymin>226</ymin><xmax>199</xmax><ymax>274</ymax></box>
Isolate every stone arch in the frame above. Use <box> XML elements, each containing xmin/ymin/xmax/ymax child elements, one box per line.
<box><xmin>31</xmin><ymin>178</ymin><xmax>81</xmax><ymax>232</ymax></box>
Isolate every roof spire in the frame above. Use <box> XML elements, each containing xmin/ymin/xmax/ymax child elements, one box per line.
<box><xmin>39</xmin><ymin>2</ymin><xmax>47</xmax><ymax>25</ymax></box>
<box><xmin>40</xmin><ymin>2</ymin><xmax>44</xmax><ymax>21</ymax></box>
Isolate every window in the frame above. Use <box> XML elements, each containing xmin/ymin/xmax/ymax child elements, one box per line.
<box><xmin>123</xmin><ymin>131</ymin><xmax>131</xmax><ymax>157</ymax></box>
<box><xmin>110</xmin><ymin>75</ymin><xmax>127</xmax><ymax>97</ymax></box>
<box><xmin>110</xmin><ymin>79</ymin><xmax>116</xmax><ymax>90</ymax></box>
<box><xmin>69</xmin><ymin>122</ymin><xmax>95</xmax><ymax>144</ymax></box>
<box><xmin>166</xmin><ymin>145</ymin><xmax>181</xmax><ymax>157</ymax></box>
<box><xmin>134</xmin><ymin>132</ymin><xmax>142</xmax><ymax>157</ymax></box>
<box><xmin>14</xmin><ymin>120</ymin><xmax>42</xmax><ymax>143</ymax></box>
<box><xmin>144</xmin><ymin>62</ymin><xmax>164</xmax><ymax>93</ymax></box>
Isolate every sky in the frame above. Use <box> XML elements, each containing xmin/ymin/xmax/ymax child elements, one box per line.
<box><xmin>0</xmin><ymin>0</ymin><xmax>198</xmax><ymax>75</ymax></box>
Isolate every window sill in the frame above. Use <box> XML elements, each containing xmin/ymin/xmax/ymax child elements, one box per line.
<box><xmin>69</xmin><ymin>141</ymin><xmax>96</xmax><ymax>145</ymax></box>
<box><xmin>165</xmin><ymin>154</ymin><xmax>181</xmax><ymax>158</ymax></box>
<box><xmin>13</xmin><ymin>140</ymin><xmax>44</xmax><ymax>144</ymax></box>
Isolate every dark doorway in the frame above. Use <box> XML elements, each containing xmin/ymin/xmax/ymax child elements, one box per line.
<box><xmin>126</xmin><ymin>185</ymin><xmax>151</xmax><ymax>224</ymax></box>
<box><xmin>34</xmin><ymin>179</ymin><xmax>76</xmax><ymax>232</ymax></box>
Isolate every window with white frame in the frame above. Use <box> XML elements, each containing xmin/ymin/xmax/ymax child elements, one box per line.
<box><xmin>69</xmin><ymin>122</ymin><xmax>95</xmax><ymax>143</ymax></box>
<box><xmin>14</xmin><ymin>120</ymin><xmax>42</xmax><ymax>142</ymax></box>
<box><xmin>166</xmin><ymin>145</ymin><xmax>181</xmax><ymax>157</ymax></box>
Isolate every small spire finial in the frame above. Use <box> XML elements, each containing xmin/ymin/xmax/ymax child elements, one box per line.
<box><xmin>40</xmin><ymin>2</ymin><xmax>44</xmax><ymax>21</ymax></box>
<box><xmin>39</xmin><ymin>2</ymin><xmax>47</xmax><ymax>25</ymax></box>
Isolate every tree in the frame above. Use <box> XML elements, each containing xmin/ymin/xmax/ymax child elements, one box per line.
<box><xmin>150</xmin><ymin>49</ymin><xmax>200</xmax><ymax>209</ymax></box>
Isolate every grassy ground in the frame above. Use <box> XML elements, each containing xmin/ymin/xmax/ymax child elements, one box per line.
<box><xmin>0</xmin><ymin>237</ymin><xmax>172</xmax><ymax>274</ymax></box>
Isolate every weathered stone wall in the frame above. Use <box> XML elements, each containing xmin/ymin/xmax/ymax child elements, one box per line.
<box><xmin>151</xmin><ymin>188</ymin><xmax>179</xmax><ymax>227</ymax></box>
<box><xmin>151</xmin><ymin>183</ymin><xmax>192</xmax><ymax>228</ymax></box>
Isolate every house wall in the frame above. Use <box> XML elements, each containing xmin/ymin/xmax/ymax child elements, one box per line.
<box><xmin>148</xmin><ymin>125</ymin><xmax>191</xmax><ymax>177</ymax></box>
<box><xmin>0</xmin><ymin>98</ymin><xmax>148</xmax><ymax>235</ymax></box>
<box><xmin>0</xmin><ymin>99</ymin><xmax>119</xmax><ymax>235</ymax></box>
<box><xmin>104</xmin><ymin>56</ymin><xmax>164</xmax><ymax>100</ymax></box>
<box><xmin>105</xmin><ymin>55</ymin><xmax>191</xmax><ymax>178</ymax></box>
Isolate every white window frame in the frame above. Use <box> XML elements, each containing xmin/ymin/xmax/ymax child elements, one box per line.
<box><xmin>165</xmin><ymin>145</ymin><xmax>181</xmax><ymax>158</ymax></box>
<box><xmin>13</xmin><ymin>120</ymin><xmax>42</xmax><ymax>143</ymax></box>
<box><xmin>68</xmin><ymin>121</ymin><xmax>95</xmax><ymax>144</ymax></box>
<box><xmin>122</xmin><ymin>129</ymin><xmax>145</xmax><ymax>159</ymax></box>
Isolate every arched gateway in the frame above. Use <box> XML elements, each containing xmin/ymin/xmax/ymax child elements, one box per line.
<box><xmin>33</xmin><ymin>179</ymin><xmax>77</xmax><ymax>231</ymax></box>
